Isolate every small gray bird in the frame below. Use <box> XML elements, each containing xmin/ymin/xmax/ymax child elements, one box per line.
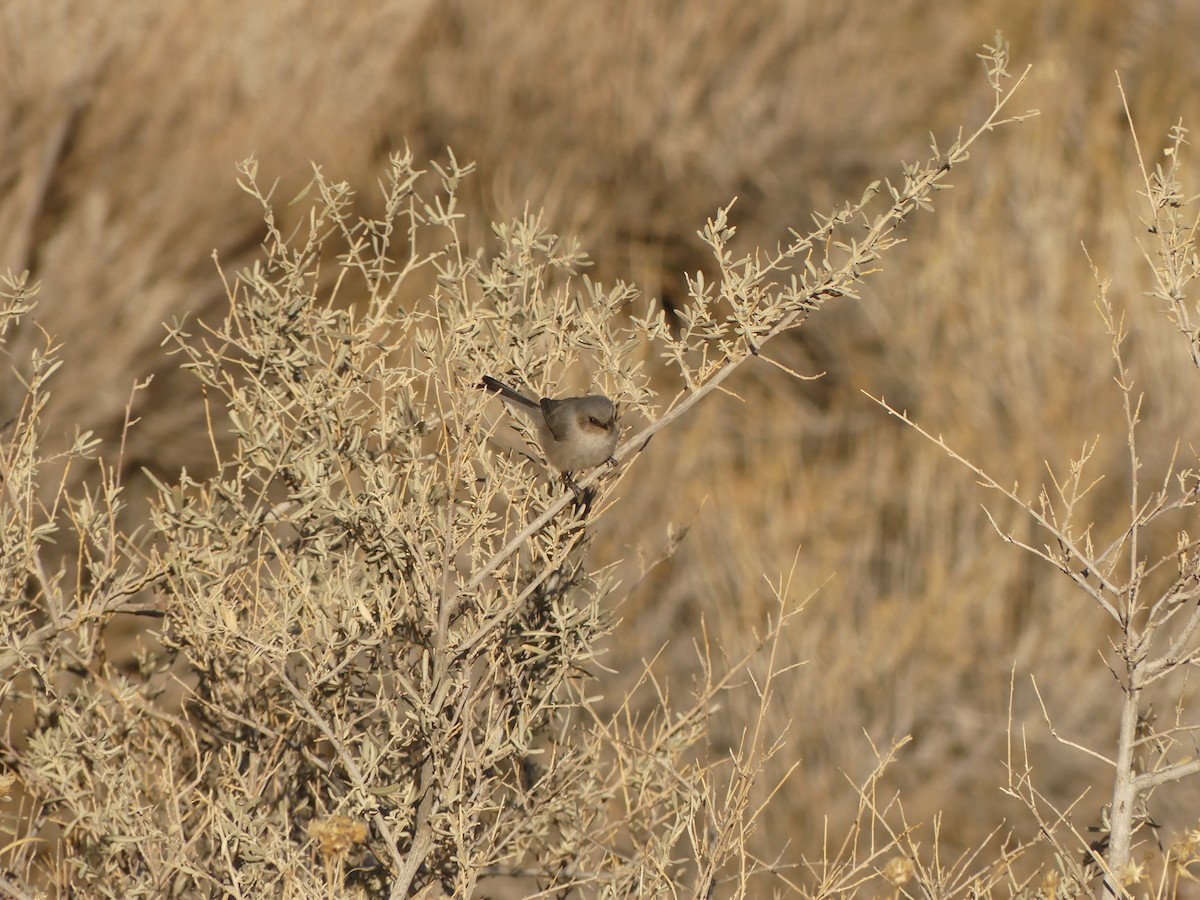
<box><xmin>479</xmin><ymin>376</ymin><xmax>619</xmax><ymax>474</ymax></box>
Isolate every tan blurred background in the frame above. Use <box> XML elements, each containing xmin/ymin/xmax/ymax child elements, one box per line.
<box><xmin>5</xmin><ymin>0</ymin><xmax>1200</xmax><ymax>874</ymax></box>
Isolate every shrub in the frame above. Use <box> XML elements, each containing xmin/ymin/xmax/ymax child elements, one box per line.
<box><xmin>20</xmin><ymin>37</ymin><xmax>1191</xmax><ymax>898</ymax></box>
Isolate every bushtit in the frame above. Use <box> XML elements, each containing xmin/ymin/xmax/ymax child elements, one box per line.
<box><xmin>479</xmin><ymin>376</ymin><xmax>619</xmax><ymax>474</ymax></box>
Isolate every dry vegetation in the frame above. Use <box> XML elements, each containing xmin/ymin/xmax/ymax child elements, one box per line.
<box><xmin>4</xmin><ymin>1</ymin><xmax>1200</xmax><ymax>897</ymax></box>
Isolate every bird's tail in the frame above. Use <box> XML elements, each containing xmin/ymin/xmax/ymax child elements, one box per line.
<box><xmin>479</xmin><ymin>376</ymin><xmax>540</xmax><ymax>410</ymax></box>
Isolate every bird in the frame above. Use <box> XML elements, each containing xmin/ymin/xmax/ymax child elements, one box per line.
<box><xmin>479</xmin><ymin>376</ymin><xmax>619</xmax><ymax>477</ymax></box>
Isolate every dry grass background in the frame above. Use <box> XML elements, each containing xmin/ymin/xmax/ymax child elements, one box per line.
<box><xmin>4</xmin><ymin>0</ymin><xmax>1200</xmax><ymax>893</ymax></box>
